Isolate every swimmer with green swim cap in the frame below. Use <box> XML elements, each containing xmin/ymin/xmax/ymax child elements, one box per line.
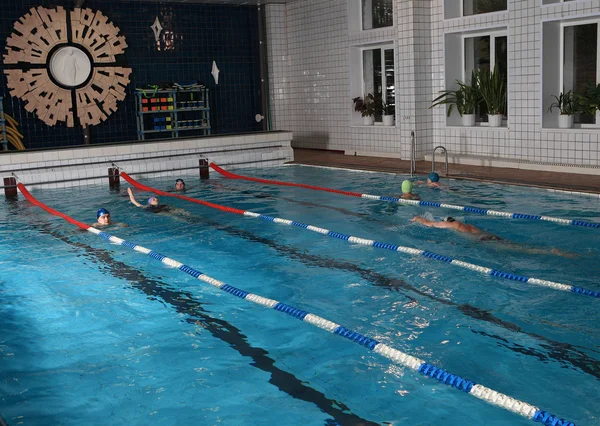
<box><xmin>400</xmin><ymin>180</ymin><xmax>420</xmax><ymax>200</ymax></box>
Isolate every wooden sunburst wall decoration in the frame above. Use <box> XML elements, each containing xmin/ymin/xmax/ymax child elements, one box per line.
<box><xmin>3</xmin><ymin>6</ymin><xmax>132</xmax><ymax>128</ymax></box>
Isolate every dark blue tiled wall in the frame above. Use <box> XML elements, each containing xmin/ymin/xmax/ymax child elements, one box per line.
<box><xmin>0</xmin><ymin>0</ymin><xmax>263</xmax><ymax>150</ymax></box>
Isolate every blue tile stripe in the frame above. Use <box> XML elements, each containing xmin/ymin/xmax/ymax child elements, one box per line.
<box><xmin>20</xmin><ymin>184</ymin><xmax>578</xmax><ymax>425</ymax></box>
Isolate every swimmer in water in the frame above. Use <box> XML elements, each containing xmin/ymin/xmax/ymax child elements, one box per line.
<box><xmin>127</xmin><ymin>187</ymin><xmax>188</xmax><ymax>215</ymax></box>
<box><xmin>411</xmin><ymin>215</ymin><xmax>575</xmax><ymax>257</ymax></box>
<box><xmin>400</xmin><ymin>180</ymin><xmax>421</xmax><ymax>200</ymax></box>
<box><xmin>91</xmin><ymin>208</ymin><xmax>127</xmax><ymax>228</ymax></box>
<box><xmin>415</xmin><ymin>172</ymin><xmax>442</xmax><ymax>188</ymax></box>
<box><xmin>175</xmin><ymin>179</ymin><xmax>185</xmax><ymax>192</ymax></box>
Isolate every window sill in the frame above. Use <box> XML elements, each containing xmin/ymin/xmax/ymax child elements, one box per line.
<box><xmin>542</xmin><ymin>127</ymin><xmax>600</xmax><ymax>132</ymax></box>
<box><xmin>444</xmin><ymin>125</ymin><xmax>509</xmax><ymax>130</ymax></box>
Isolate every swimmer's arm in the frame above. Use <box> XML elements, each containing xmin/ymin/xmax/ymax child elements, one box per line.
<box><xmin>411</xmin><ymin>216</ymin><xmax>450</xmax><ymax>229</ymax></box>
<box><xmin>127</xmin><ymin>188</ymin><xmax>143</xmax><ymax>207</ymax></box>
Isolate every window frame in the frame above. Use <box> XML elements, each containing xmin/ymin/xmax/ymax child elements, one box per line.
<box><xmin>360</xmin><ymin>43</ymin><xmax>395</xmax><ymax>124</ymax></box>
<box><xmin>560</xmin><ymin>18</ymin><xmax>600</xmax><ymax>128</ymax></box>
<box><xmin>360</xmin><ymin>0</ymin><xmax>394</xmax><ymax>32</ymax></box>
<box><xmin>460</xmin><ymin>0</ymin><xmax>506</xmax><ymax>18</ymax></box>
<box><xmin>462</xmin><ymin>29</ymin><xmax>508</xmax><ymax>125</ymax></box>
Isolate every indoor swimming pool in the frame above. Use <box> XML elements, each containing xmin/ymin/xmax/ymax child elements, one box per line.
<box><xmin>0</xmin><ymin>165</ymin><xmax>598</xmax><ymax>425</ymax></box>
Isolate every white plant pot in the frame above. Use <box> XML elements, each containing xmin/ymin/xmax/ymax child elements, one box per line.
<box><xmin>382</xmin><ymin>115</ymin><xmax>395</xmax><ymax>126</ymax></box>
<box><xmin>488</xmin><ymin>114</ymin><xmax>503</xmax><ymax>127</ymax></box>
<box><xmin>558</xmin><ymin>114</ymin><xmax>573</xmax><ymax>129</ymax></box>
<box><xmin>362</xmin><ymin>116</ymin><xmax>374</xmax><ymax>125</ymax></box>
<box><xmin>462</xmin><ymin>114</ymin><xmax>475</xmax><ymax>127</ymax></box>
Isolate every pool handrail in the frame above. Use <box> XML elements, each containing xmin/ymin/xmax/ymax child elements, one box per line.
<box><xmin>16</xmin><ymin>181</ymin><xmax>577</xmax><ymax>426</ymax></box>
<box><xmin>209</xmin><ymin>162</ymin><xmax>600</xmax><ymax>229</ymax></box>
<box><xmin>117</xmin><ymin>171</ymin><xmax>599</xmax><ymax>299</ymax></box>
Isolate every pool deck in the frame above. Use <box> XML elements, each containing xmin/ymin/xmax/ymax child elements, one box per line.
<box><xmin>290</xmin><ymin>148</ymin><xmax>600</xmax><ymax>196</ymax></box>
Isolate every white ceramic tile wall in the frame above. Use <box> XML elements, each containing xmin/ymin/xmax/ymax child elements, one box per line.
<box><xmin>0</xmin><ymin>133</ymin><xmax>293</xmax><ymax>191</ymax></box>
<box><xmin>266</xmin><ymin>0</ymin><xmax>600</xmax><ymax>168</ymax></box>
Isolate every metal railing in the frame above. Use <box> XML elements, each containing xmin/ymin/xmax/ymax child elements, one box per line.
<box><xmin>431</xmin><ymin>145</ymin><xmax>448</xmax><ymax>175</ymax></box>
<box><xmin>410</xmin><ymin>131</ymin><xmax>416</xmax><ymax>176</ymax></box>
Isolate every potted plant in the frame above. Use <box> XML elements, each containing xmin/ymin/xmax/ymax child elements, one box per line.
<box><xmin>548</xmin><ymin>91</ymin><xmax>582</xmax><ymax>129</ymax></box>
<box><xmin>430</xmin><ymin>72</ymin><xmax>480</xmax><ymax>126</ymax></box>
<box><xmin>577</xmin><ymin>82</ymin><xmax>600</xmax><ymax>120</ymax></box>
<box><xmin>380</xmin><ymin>100</ymin><xmax>395</xmax><ymax>126</ymax></box>
<box><xmin>475</xmin><ymin>65</ymin><xmax>506</xmax><ymax>127</ymax></box>
<box><xmin>353</xmin><ymin>93</ymin><xmax>377</xmax><ymax>125</ymax></box>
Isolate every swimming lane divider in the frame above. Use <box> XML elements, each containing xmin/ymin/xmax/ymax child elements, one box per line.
<box><xmin>120</xmin><ymin>172</ymin><xmax>599</xmax><ymax>299</ymax></box>
<box><xmin>209</xmin><ymin>162</ymin><xmax>600</xmax><ymax>229</ymax></box>
<box><xmin>16</xmin><ymin>182</ymin><xmax>577</xmax><ymax>426</ymax></box>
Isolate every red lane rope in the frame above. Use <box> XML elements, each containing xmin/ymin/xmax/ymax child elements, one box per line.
<box><xmin>18</xmin><ymin>183</ymin><xmax>90</xmax><ymax>230</ymax></box>
<box><xmin>209</xmin><ymin>162</ymin><xmax>364</xmax><ymax>197</ymax></box>
<box><xmin>120</xmin><ymin>172</ymin><xmax>247</xmax><ymax>215</ymax></box>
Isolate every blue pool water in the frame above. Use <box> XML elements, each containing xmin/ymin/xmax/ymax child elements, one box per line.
<box><xmin>0</xmin><ymin>165</ymin><xmax>599</xmax><ymax>425</ymax></box>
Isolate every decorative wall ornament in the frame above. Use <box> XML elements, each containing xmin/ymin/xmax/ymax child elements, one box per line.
<box><xmin>211</xmin><ymin>61</ymin><xmax>220</xmax><ymax>85</ymax></box>
<box><xmin>3</xmin><ymin>6</ymin><xmax>132</xmax><ymax>128</ymax></box>
<box><xmin>151</xmin><ymin>16</ymin><xmax>163</xmax><ymax>43</ymax></box>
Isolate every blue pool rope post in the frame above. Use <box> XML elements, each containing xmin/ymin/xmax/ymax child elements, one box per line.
<box><xmin>81</xmin><ymin>226</ymin><xmax>577</xmax><ymax>426</ymax></box>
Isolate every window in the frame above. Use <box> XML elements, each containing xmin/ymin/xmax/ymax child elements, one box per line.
<box><xmin>464</xmin><ymin>31</ymin><xmax>508</xmax><ymax>122</ymax></box>
<box><xmin>362</xmin><ymin>45</ymin><xmax>395</xmax><ymax>122</ymax></box>
<box><xmin>362</xmin><ymin>0</ymin><xmax>393</xmax><ymax>30</ymax></box>
<box><xmin>562</xmin><ymin>22</ymin><xmax>599</xmax><ymax>125</ymax></box>
<box><xmin>462</xmin><ymin>0</ymin><xmax>506</xmax><ymax>16</ymax></box>
<box><xmin>445</xmin><ymin>0</ymin><xmax>506</xmax><ymax>19</ymax></box>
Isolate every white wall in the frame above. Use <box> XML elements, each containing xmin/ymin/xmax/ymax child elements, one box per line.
<box><xmin>266</xmin><ymin>0</ymin><xmax>600</xmax><ymax>168</ymax></box>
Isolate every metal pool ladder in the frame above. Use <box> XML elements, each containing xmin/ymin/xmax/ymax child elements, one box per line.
<box><xmin>410</xmin><ymin>131</ymin><xmax>416</xmax><ymax>176</ymax></box>
<box><xmin>431</xmin><ymin>145</ymin><xmax>448</xmax><ymax>175</ymax></box>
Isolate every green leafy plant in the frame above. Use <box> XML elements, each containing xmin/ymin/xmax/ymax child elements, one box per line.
<box><xmin>577</xmin><ymin>82</ymin><xmax>600</xmax><ymax>115</ymax></box>
<box><xmin>430</xmin><ymin>72</ymin><xmax>481</xmax><ymax>117</ymax></box>
<box><xmin>548</xmin><ymin>91</ymin><xmax>583</xmax><ymax>115</ymax></box>
<box><xmin>353</xmin><ymin>93</ymin><xmax>378</xmax><ymax>117</ymax></box>
<box><xmin>475</xmin><ymin>65</ymin><xmax>506</xmax><ymax>115</ymax></box>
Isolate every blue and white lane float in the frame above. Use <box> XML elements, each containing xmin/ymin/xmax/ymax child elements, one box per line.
<box><xmin>121</xmin><ymin>172</ymin><xmax>600</xmax><ymax>299</ymax></box>
<box><xmin>17</xmin><ymin>182</ymin><xmax>577</xmax><ymax>426</ymax></box>
<box><xmin>210</xmin><ymin>163</ymin><xmax>600</xmax><ymax>229</ymax></box>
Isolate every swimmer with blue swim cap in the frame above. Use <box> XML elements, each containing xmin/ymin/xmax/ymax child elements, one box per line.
<box><xmin>96</xmin><ymin>208</ymin><xmax>111</xmax><ymax>225</ymax></box>
<box><xmin>415</xmin><ymin>172</ymin><xmax>442</xmax><ymax>188</ymax></box>
<box><xmin>400</xmin><ymin>180</ymin><xmax>420</xmax><ymax>200</ymax></box>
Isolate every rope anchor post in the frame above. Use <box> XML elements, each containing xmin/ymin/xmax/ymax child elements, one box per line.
<box><xmin>4</xmin><ymin>175</ymin><xmax>17</xmax><ymax>198</ymax></box>
<box><xmin>199</xmin><ymin>158</ymin><xmax>209</xmax><ymax>179</ymax></box>
<box><xmin>108</xmin><ymin>167</ymin><xmax>120</xmax><ymax>189</ymax></box>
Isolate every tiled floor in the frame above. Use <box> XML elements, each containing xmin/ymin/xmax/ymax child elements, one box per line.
<box><xmin>291</xmin><ymin>148</ymin><xmax>600</xmax><ymax>195</ymax></box>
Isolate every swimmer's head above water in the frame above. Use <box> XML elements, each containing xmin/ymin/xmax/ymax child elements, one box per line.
<box><xmin>401</xmin><ymin>180</ymin><xmax>413</xmax><ymax>194</ymax></box>
<box><xmin>175</xmin><ymin>179</ymin><xmax>185</xmax><ymax>191</ymax></box>
<box><xmin>96</xmin><ymin>208</ymin><xmax>111</xmax><ymax>225</ymax></box>
<box><xmin>444</xmin><ymin>216</ymin><xmax>456</xmax><ymax>222</ymax></box>
<box><xmin>147</xmin><ymin>196</ymin><xmax>159</xmax><ymax>206</ymax></box>
<box><xmin>428</xmin><ymin>172</ymin><xmax>440</xmax><ymax>183</ymax></box>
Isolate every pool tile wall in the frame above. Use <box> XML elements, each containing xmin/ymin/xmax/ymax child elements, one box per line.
<box><xmin>0</xmin><ymin>0</ymin><xmax>262</xmax><ymax>150</ymax></box>
<box><xmin>265</xmin><ymin>0</ymin><xmax>600</xmax><ymax>168</ymax></box>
